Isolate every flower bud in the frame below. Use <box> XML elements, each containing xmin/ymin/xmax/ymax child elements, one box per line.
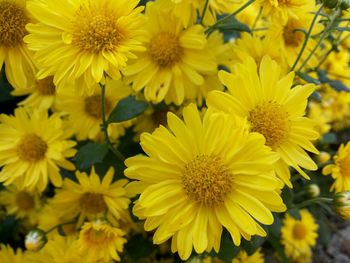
<box><xmin>306</xmin><ymin>184</ymin><xmax>320</xmax><ymax>198</ymax></box>
<box><xmin>333</xmin><ymin>191</ymin><xmax>350</xmax><ymax>220</ymax></box>
<box><xmin>340</xmin><ymin>0</ymin><xmax>350</xmax><ymax>9</ymax></box>
<box><xmin>321</xmin><ymin>0</ymin><xmax>340</xmax><ymax>8</ymax></box>
<box><xmin>317</xmin><ymin>151</ymin><xmax>331</xmax><ymax>164</ymax></box>
<box><xmin>25</xmin><ymin>229</ymin><xmax>47</xmax><ymax>251</ymax></box>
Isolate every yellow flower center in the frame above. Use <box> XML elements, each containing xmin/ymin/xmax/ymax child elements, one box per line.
<box><xmin>17</xmin><ymin>134</ymin><xmax>48</xmax><ymax>162</ymax></box>
<box><xmin>80</xmin><ymin>193</ymin><xmax>107</xmax><ymax>215</ymax></box>
<box><xmin>72</xmin><ymin>6</ymin><xmax>124</xmax><ymax>53</ymax></box>
<box><xmin>248</xmin><ymin>101</ymin><xmax>290</xmax><ymax>148</ymax></box>
<box><xmin>182</xmin><ymin>155</ymin><xmax>232</xmax><ymax>207</ymax></box>
<box><xmin>15</xmin><ymin>191</ymin><xmax>35</xmax><ymax>211</ymax></box>
<box><xmin>283</xmin><ymin>21</ymin><xmax>304</xmax><ymax>47</ymax></box>
<box><xmin>339</xmin><ymin>153</ymin><xmax>350</xmax><ymax>177</ymax></box>
<box><xmin>292</xmin><ymin>222</ymin><xmax>307</xmax><ymax>240</ymax></box>
<box><xmin>149</xmin><ymin>32</ymin><xmax>183</xmax><ymax>68</ymax></box>
<box><xmin>36</xmin><ymin>77</ymin><xmax>56</xmax><ymax>96</ymax></box>
<box><xmin>0</xmin><ymin>1</ymin><xmax>29</xmax><ymax>47</ymax></box>
<box><xmin>84</xmin><ymin>95</ymin><xmax>112</xmax><ymax>119</ymax></box>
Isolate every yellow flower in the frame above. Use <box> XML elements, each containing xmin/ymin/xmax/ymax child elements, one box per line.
<box><xmin>232</xmin><ymin>248</ymin><xmax>264</xmax><ymax>263</ymax></box>
<box><xmin>281</xmin><ymin>210</ymin><xmax>318</xmax><ymax>261</ymax></box>
<box><xmin>0</xmin><ymin>0</ymin><xmax>36</xmax><ymax>89</ymax></box>
<box><xmin>258</xmin><ymin>0</ymin><xmax>315</xmax><ymax>22</ymax></box>
<box><xmin>307</xmin><ymin>101</ymin><xmax>331</xmax><ymax>137</ymax></box>
<box><xmin>51</xmin><ymin>167</ymin><xmax>130</xmax><ymax>227</ymax></box>
<box><xmin>77</xmin><ymin>220</ymin><xmax>126</xmax><ymax>262</ymax></box>
<box><xmin>207</xmin><ymin>56</ymin><xmax>319</xmax><ymax>187</ymax></box>
<box><xmin>11</xmin><ymin>77</ymin><xmax>56</xmax><ymax>111</ymax></box>
<box><xmin>323</xmin><ymin>142</ymin><xmax>350</xmax><ymax>192</ymax></box>
<box><xmin>24</xmin><ymin>0</ymin><xmax>145</xmax><ymax>95</ymax></box>
<box><xmin>0</xmin><ymin>185</ymin><xmax>41</xmax><ymax>225</ymax></box>
<box><xmin>0</xmin><ymin>108</ymin><xmax>76</xmax><ymax>192</ymax></box>
<box><xmin>55</xmin><ymin>79</ymin><xmax>132</xmax><ymax>141</ymax></box>
<box><xmin>0</xmin><ymin>244</ymin><xmax>26</xmax><ymax>263</ymax></box>
<box><xmin>123</xmin><ymin>2</ymin><xmax>218</xmax><ymax>105</ymax></box>
<box><xmin>125</xmin><ymin>104</ymin><xmax>286</xmax><ymax>260</ymax></box>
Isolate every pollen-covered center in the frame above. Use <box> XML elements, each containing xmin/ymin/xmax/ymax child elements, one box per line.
<box><xmin>149</xmin><ymin>32</ymin><xmax>183</xmax><ymax>68</ymax></box>
<box><xmin>292</xmin><ymin>222</ymin><xmax>307</xmax><ymax>240</ymax></box>
<box><xmin>36</xmin><ymin>77</ymin><xmax>55</xmax><ymax>96</ymax></box>
<box><xmin>80</xmin><ymin>193</ymin><xmax>107</xmax><ymax>215</ymax></box>
<box><xmin>283</xmin><ymin>21</ymin><xmax>304</xmax><ymax>47</ymax></box>
<box><xmin>16</xmin><ymin>191</ymin><xmax>35</xmax><ymax>211</ymax></box>
<box><xmin>17</xmin><ymin>134</ymin><xmax>48</xmax><ymax>162</ymax></box>
<box><xmin>181</xmin><ymin>155</ymin><xmax>232</xmax><ymax>207</ymax></box>
<box><xmin>72</xmin><ymin>7</ymin><xmax>124</xmax><ymax>53</ymax></box>
<box><xmin>248</xmin><ymin>101</ymin><xmax>290</xmax><ymax>148</ymax></box>
<box><xmin>84</xmin><ymin>95</ymin><xmax>112</xmax><ymax>119</ymax></box>
<box><xmin>0</xmin><ymin>1</ymin><xmax>29</xmax><ymax>47</ymax></box>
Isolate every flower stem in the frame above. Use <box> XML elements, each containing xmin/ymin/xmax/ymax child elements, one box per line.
<box><xmin>291</xmin><ymin>197</ymin><xmax>333</xmax><ymax>210</ymax></box>
<box><xmin>200</xmin><ymin>0</ymin><xmax>210</xmax><ymax>24</ymax></box>
<box><xmin>99</xmin><ymin>82</ymin><xmax>125</xmax><ymax>162</ymax></box>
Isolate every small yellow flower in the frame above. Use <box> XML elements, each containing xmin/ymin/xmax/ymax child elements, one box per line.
<box><xmin>232</xmin><ymin>248</ymin><xmax>264</xmax><ymax>263</ymax></box>
<box><xmin>0</xmin><ymin>244</ymin><xmax>26</xmax><ymax>263</ymax></box>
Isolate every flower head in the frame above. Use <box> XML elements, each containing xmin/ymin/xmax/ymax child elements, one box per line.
<box><xmin>333</xmin><ymin>191</ymin><xmax>350</xmax><ymax>220</ymax></box>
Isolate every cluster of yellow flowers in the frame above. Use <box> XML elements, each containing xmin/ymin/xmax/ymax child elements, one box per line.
<box><xmin>0</xmin><ymin>0</ymin><xmax>349</xmax><ymax>262</ymax></box>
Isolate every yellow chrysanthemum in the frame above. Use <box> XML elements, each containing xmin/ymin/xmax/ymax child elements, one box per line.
<box><xmin>0</xmin><ymin>244</ymin><xmax>26</xmax><ymax>263</ymax></box>
<box><xmin>123</xmin><ymin>2</ymin><xmax>218</xmax><ymax>105</ymax></box>
<box><xmin>323</xmin><ymin>142</ymin><xmax>350</xmax><ymax>192</ymax></box>
<box><xmin>0</xmin><ymin>108</ymin><xmax>76</xmax><ymax>191</ymax></box>
<box><xmin>11</xmin><ymin>77</ymin><xmax>56</xmax><ymax>110</ymax></box>
<box><xmin>0</xmin><ymin>0</ymin><xmax>36</xmax><ymax>89</ymax></box>
<box><xmin>55</xmin><ymin>79</ymin><xmax>132</xmax><ymax>141</ymax></box>
<box><xmin>281</xmin><ymin>210</ymin><xmax>318</xmax><ymax>262</ymax></box>
<box><xmin>232</xmin><ymin>248</ymin><xmax>264</xmax><ymax>263</ymax></box>
<box><xmin>258</xmin><ymin>0</ymin><xmax>315</xmax><ymax>22</ymax></box>
<box><xmin>77</xmin><ymin>220</ymin><xmax>126</xmax><ymax>262</ymax></box>
<box><xmin>0</xmin><ymin>184</ymin><xmax>41</xmax><ymax>225</ymax></box>
<box><xmin>24</xmin><ymin>0</ymin><xmax>145</xmax><ymax>94</ymax></box>
<box><xmin>51</xmin><ymin>167</ymin><xmax>130</xmax><ymax>227</ymax></box>
<box><xmin>125</xmin><ymin>104</ymin><xmax>286</xmax><ymax>260</ymax></box>
<box><xmin>307</xmin><ymin>101</ymin><xmax>331</xmax><ymax>137</ymax></box>
<box><xmin>207</xmin><ymin>56</ymin><xmax>319</xmax><ymax>187</ymax></box>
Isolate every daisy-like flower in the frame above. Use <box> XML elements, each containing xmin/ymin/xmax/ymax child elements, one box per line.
<box><xmin>125</xmin><ymin>104</ymin><xmax>286</xmax><ymax>260</ymax></box>
<box><xmin>281</xmin><ymin>210</ymin><xmax>318</xmax><ymax>261</ymax></box>
<box><xmin>51</xmin><ymin>167</ymin><xmax>130</xmax><ymax>227</ymax></box>
<box><xmin>24</xmin><ymin>0</ymin><xmax>145</xmax><ymax>95</ymax></box>
<box><xmin>123</xmin><ymin>1</ymin><xmax>218</xmax><ymax>105</ymax></box>
<box><xmin>0</xmin><ymin>108</ymin><xmax>76</xmax><ymax>192</ymax></box>
<box><xmin>207</xmin><ymin>56</ymin><xmax>319</xmax><ymax>187</ymax></box>
<box><xmin>258</xmin><ymin>0</ymin><xmax>315</xmax><ymax>22</ymax></box>
<box><xmin>55</xmin><ymin>79</ymin><xmax>132</xmax><ymax>142</ymax></box>
<box><xmin>0</xmin><ymin>0</ymin><xmax>36</xmax><ymax>89</ymax></box>
<box><xmin>0</xmin><ymin>244</ymin><xmax>26</xmax><ymax>263</ymax></box>
<box><xmin>0</xmin><ymin>185</ymin><xmax>41</xmax><ymax>225</ymax></box>
<box><xmin>77</xmin><ymin>220</ymin><xmax>126</xmax><ymax>262</ymax></box>
<box><xmin>232</xmin><ymin>248</ymin><xmax>264</xmax><ymax>263</ymax></box>
<box><xmin>323</xmin><ymin>142</ymin><xmax>350</xmax><ymax>192</ymax></box>
<box><xmin>11</xmin><ymin>77</ymin><xmax>56</xmax><ymax>110</ymax></box>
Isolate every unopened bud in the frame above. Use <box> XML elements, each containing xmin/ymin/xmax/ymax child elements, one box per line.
<box><xmin>317</xmin><ymin>151</ymin><xmax>331</xmax><ymax>164</ymax></box>
<box><xmin>321</xmin><ymin>0</ymin><xmax>340</xmax><ymax>8</ymax></box>
<box><xmin>333</xmin><ymin>191</ymin><xmax>350</xmax><ymax>220</ymax></box>
<box><xmin>25</xmin><ymin>229</ymin><xmax>47</xmax><ymax>251</ymax></box>
<box><xmin>306</xmin><ymin>184</ymin><xmax>320</xmax><ymax>198</ymax></box>
<box><xmin>340</xmin><ymin>0</ymin><xmax>350</xmax><ymax>9</ymax></box>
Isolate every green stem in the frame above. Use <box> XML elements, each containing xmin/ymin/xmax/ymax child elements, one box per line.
<box><xmin>290</xmin><ymin>4</ymin><xmax>323</xmax><ymax>72</ymax></box>
<box><xmin>45</xmin><ymin>221</ymin><xmax>76</xmax><ymax>234</ymax></box>
<box><xmin>291</xmin><ymin>197</ymin><xmax>333</xmax><ymax>210</ymax></box>
<box><xmin>99</xmin><ymin>82</ymin><xmax>125</xmax><ymax>162</ymax></box>
<box><xmin>252</xmin><ymin>6</ymin><xmax>263</xmax><ymax>30</ymax></box>
<box><xmin>297</xmin><ymin>8</ymin><xmax>341</xmax><ymax>72</ymax></box>
<box><xmin>200</xmin><ymin>0</ymin><xmax>210</xmax><ymax>24</ymax></box>
<box><xmin>205</xmin><ymin>0</ymin><xmax>256</xmax><ymax>34</ymax></box>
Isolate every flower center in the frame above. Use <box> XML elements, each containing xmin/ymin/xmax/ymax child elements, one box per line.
<box><xmin>0</xmin><ymin>1</ymin><xmax>29</xmax><ymax>47</ymax></box>
<box><xmin>248</xmin><ymin>101</ymin><xmax>290</xmax><ymax>148</ymax></box>
<box><xmin>292</xmin><ymin>222</ymin><xmax>307</xmax><ymax>240</ymax></box>
<box><xmin>181</xmin><ymin>155</ymin><xmax>232</xmax><ymax>207</ymax></box>
<box><xmin>72</xmin><ymin>6</ymin><xmax>124</xmax><ymax>53</ymax></box>
<box><xmin>36</xmin><ymin>77</ymin><xmax>56</xmax><ymax>96</ymax></box>
<box><xmin>283</xmin><ymin>21</ymin><xmax>304</xmax><ymax>47</ymax></box>
<box><xmin>80</xmin><ymin>193</ymin><xmax>107</xmax><ymax>215</ymax></box>
<box><xmin>84</xmin><ymin>95</ymin><xmax>112</xmax><ymax>119</ymax></box>
<box><xmin>149</xmin><ymin>32</ymin><xmax>183</xmax><ymax>68</ymax></box>
<box><xmin>15</xmin><ymin>191</ymin><xmax>35</xmax><ymax>211</ymax></box>
<box><xmin>17</xmin><ymin>134</ymin><xmax>48</xmax><ymax>162</ymax></box>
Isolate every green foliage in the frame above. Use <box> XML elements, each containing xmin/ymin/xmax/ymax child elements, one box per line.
<box><xmin>108</xmin><ymin>96</ymin><xmax>148</xmax><ymax>123</ymax></box>
<box><xmin>74</xmin><ymin>142</ymin><xmax>109</xmax><ymax>170</ymax></box>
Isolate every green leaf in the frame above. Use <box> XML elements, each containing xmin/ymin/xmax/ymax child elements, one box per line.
<box><xmin>0</xmin><ymin>83</ymin><xmax>15</xmax><ymax>102</ymax></box>
<box><xmin>296</xmin><ymin>72</ymin><xmax>320</xmax><ymax>85</ymax></box>
<box><xmin>108</xmin><ymin>96</ymin><xmax>148</xmax><ymax>123</ymax></box>
<box><xmin>329</xmin><ymin>80</ymin><xmax>350</xmax><ymax>92</ymax></box>
<box><xmin>322</xmin><ymin>132</ymin><xmax>337</xmax><ymax>144</ymax></box>
<box><xmin>288</xmin><ymin>208</ymin><xmax>301</xmax><ymax>220</ymax></box>
<box><xmin>333</xmin><ymin>27</ymin><xmax>350</xmax><ymax>32</ymax></box>
<box><xmin>268</xmin><ymin>234</ymin><xmax>289</xmax><ymax>263</ymax></box>
<box><xmin>217</xmin><ymin>20</ymin><xmax>251</xmax><ymax>33</ymax></box>
<box><xmin>74</xmin><ymin>142</ymin><xmax>109</xmax><ymax>170</ymax></box>
<box><xmin>124</xmin><ymin>234</ymin><xmax>155</xmax><ymax>261</ymax></box>
<box><xmin>213</xmin><ymin>230</ymin><xmax>240</xmax><ymax>261</ymax></box>
<box><xmin>241</xmin><ymin>235</ymin><xmax>266</xmax><ymax>255</ymax></box>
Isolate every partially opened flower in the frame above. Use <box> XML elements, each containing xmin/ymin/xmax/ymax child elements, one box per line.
<box><xmin>125</xmin><ymin>103</ymin><xmax>285</xmax><ymax>260</ymax></box>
